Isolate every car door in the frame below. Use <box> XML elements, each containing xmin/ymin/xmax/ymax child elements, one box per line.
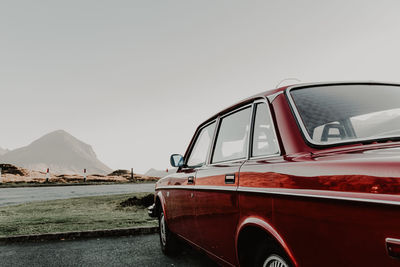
<box><xmin>194</xmin><ymin>105</ymin><xmax>253</xmax><ymax>264</ymax></box>
<box><xmin>238</xmin><ymin>99</ymin><xmax>283</xmax><ymax>252</ymax></box>
<box><xmin>167</xmin><ymin>121</ymin><xmax>216</xmax><ymax>241</ymax></box>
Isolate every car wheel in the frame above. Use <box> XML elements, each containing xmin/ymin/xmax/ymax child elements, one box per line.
<box><xmin>254</xmin><ymin>241</ymin><xmax>291</xmax><ymax>267</ymax></box>
<box><xmin>159</xmin><ymin>209</ymin><xmax>179</xmax><ymax>255</ymax></box>
<box><xmin>262</xmin><ymin>254</ymin><xmax>289</xmax><ymax>267</ymax></box>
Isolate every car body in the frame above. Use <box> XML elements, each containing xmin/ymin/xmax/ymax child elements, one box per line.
<box><xmin>151</xmin><ymin>82</ymin><xmax>400</xmax><ymax>266</ymax></box>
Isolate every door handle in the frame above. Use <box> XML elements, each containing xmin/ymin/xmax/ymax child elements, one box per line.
<box><xmin>188</xmin><ymin>176</ymin><xmax>194</xmax><ymax>184</ymax></box>
<box><xmin>386</xmin><ymin>238</ymin><xmax>400</xmax><ymax>259</ymax></box>
<box><xmin>225</xmin><ymin>174</ymin><xmax>235</xmax><ymax>184</ymax></box>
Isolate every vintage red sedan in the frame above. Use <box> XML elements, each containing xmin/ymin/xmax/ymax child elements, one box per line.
<box><xmin>149</xmin><ymin>82</ymin><xmax>400</xmax><ymax>266</ymax></box>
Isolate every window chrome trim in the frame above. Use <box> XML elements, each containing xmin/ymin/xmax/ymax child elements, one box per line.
<box><xmin>266</xmin><ymin>91</ymin><xmax>283</xmax><ymax>102</ymax></box>
<box><xmin>205</xmin><ymin>117</ymin><xmax>220</xmax><ymax>166</ymax></box>
<box><xmin>208</xmin><ymin>158</ymin><xmax>247</xmax><ymax>166</ymax></box>
<box><xmin>184</xmin><ymin>120</ymin><xmax>217</xmax><ymax>168</ymax></box>
<box><xmin>249</xmin><ymin>98</ymin><xmax>281</xmax><ymax>159</ymax></box>
<box><xmin>249</xmin><ymin>154</ymin><xmax>283</xmax><ymax>160</ymax></box>
<box><xmin>285</xmin><ymin>82</ymin><xmax>400</xmax><ymax>148</ymax></box>
<box><xmin>210</xmin><ymin>104</ymin><xmax>253</xmax><ymax>165</ymax></box>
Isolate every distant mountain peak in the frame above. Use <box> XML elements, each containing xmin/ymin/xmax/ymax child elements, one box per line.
<box><xmin>0</xmin><ymin>147</ymin><xmax>9</xmax><ymax>156</ymax></box>
<box><xmin>35</xmin><ymin>129</ymin><xmax>75</xmax><ymax>141</ymax></box>
<box><xmin>51</xmin><ymin>129</ymin><xmax>68</xmax><ymax>134</ymax></box>
<box><xmin>0</xmin><ymin>130</ymin><xmax>111</xmax><ymax>175</ymax></box>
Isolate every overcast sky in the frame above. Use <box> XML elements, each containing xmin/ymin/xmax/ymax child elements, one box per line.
<box><xmin>1</xmin><ymin>0</ymin><xmax>400</xmax><ymax>173</ymax></box>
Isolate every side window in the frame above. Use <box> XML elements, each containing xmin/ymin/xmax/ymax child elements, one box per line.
<box><xmin>252</xmin><ymin>103</ymin><xmax>279</xmax><ymax>157</ymax></box>
<box><xmin>212</xmin><ymin>107</ymin><xmax>252</xmax><ymax>163</ymax></box>
<box><xmin>187</xmin><ymin>122</ymin><xmax>216</xmax><ymax>167</ymax></box>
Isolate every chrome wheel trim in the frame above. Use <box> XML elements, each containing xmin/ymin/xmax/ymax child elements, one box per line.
<box><xmin>263</xmin><ymin>254</ymin><xmax>288</xmax><ymax>267</ymax></box>
<box><xmin>160</xmin><ymin>212</ymin><xmax>167</xmax><ymax>246</ymax></box>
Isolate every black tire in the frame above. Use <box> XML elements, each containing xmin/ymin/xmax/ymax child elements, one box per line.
<box><xmin>254</xmin><ymin>240</ymin><xmax>292</xmax><ymax>267</ymax></box>
<box><xmin>158</xmin><ymin>208</ymin><xmax>180</xmax><ymax>255</ymax></box>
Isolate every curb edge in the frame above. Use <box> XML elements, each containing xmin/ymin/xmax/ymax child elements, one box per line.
<box><xmin>0</xmin><ymin>226</ymin><xmax>159</xmax><ymax>244</ymax></box>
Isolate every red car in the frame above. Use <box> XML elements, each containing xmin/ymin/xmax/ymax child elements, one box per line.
<box><xmin>150</xmin><ymin>82</ymin><xmax>400</xmax><ymax>266</ymax></box>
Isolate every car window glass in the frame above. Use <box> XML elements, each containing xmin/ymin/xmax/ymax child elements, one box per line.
<box><xmin>212</xmin><ymin>107</ymin><xmax>251</xmax><ymax>163</ymax></box>
<box><xmin>252</xmin><ymin>103</ymin><xmax>279</xmax><ymax>157</ymax></box>
<box><xmin>187</xmin><ymin>122</ymin><xmax>216</xmax><ymax>167</ymax></box>
<box><xmin>313</xmin><ymin>121</ymin><xmax>343</xmax><ymax>142</ymax></box>
<box><xmin>290</xmin><ymin>84</ymin><xmax>400</xmax><ymax>144</ymax></box>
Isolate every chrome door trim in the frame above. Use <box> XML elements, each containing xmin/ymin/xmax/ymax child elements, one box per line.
<box><xmin>156</xmin><ymin>185</ymin><xmax>237</xmax><ymax>192</ymax></box>
<box><xmin>237</xmin><ymin>186</ymin><xmax>400</xmax><ymax>206</ymax></box>
<box><xmin>156</xmin><ymin>185</ymin><xmax>400</xmax><ymax>206</ymax></box>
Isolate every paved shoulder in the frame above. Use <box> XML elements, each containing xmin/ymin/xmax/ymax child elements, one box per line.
<box><xmin>0</xmin><ymin>234</ymin><xmax>217</xmax><ymax>267</ymax></box>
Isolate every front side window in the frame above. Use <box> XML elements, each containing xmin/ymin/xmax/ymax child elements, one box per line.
<box><xmin>187</xmin><ymin>122</ymin><xmax>216</xmax><ymax>167</ymax></box>
<box><xmin>212</xmin><ymin>107</ymin><xmax>252</xmax><ymax>163</ymax></box>
<box><xmin>289</xmin><ymin>84</ymin><xmax>400</xmax><ymax>145</ymax></box>
<box><xmin>252</xmin><ymin>102</ymin><xmax>279</xmax><ymax>157</ymax></box>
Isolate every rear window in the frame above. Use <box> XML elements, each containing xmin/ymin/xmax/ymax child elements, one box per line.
<box><xmin>289</xmin><ymin>84</ymin><xmax>400</xmax><ymax>145</ymax></box>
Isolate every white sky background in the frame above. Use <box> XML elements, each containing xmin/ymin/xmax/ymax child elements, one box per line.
<box><xmin>1</xmin><ymin>0</ymin><xmax>400</xmax><ymax>173</ymax></box>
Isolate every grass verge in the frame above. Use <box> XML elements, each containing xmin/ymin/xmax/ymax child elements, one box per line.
<box><xmin>0</xmin><ymin>180</ymin><xmax>156</xmax><ymax>188</ymax></box>
<box><xmin>0</xmin><ymin>193</ymin><xmax>157</xmax><ymax>238</ymax></box>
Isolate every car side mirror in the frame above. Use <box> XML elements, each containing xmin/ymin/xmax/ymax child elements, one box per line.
<box><xmin>170</xmin><ymin>154</ymin><xmax>184</xmax><ymax>167</ymax></box>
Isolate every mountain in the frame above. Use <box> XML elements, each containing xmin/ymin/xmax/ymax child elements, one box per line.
<box><xmin>0</xmin><ymin>130</ymin><xmax>112</xmax><ymax>175</ymax></box>
<box><xmin>145</xmin><ymin>168</ymin><xmax>177</xmax><ymax>178</ymax></box>
<box><xmin>0</xmin><ymin>147</ymin><xmax>9</xmax><ymax>156</ymax></box>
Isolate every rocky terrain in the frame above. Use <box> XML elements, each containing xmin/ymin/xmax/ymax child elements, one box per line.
<box><xmin>0</xmin><ymin>164</ymin><xmax>158</xmax><ymax>185</ymax></box>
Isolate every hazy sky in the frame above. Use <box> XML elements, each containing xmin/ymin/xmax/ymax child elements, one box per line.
<box><xmin>1</xmin><ymin>0</ymin><xmax>400</xmax><ymax>173</ymax></box>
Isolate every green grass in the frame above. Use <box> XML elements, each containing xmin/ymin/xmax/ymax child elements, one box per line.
<box><xmin>0</xmin><ymin>193</ymin><xmax>158</xmax><ymax>237</ymax></box>
<box><xmin>0</xmin><ymin>180</ymin><xmax>155</xmax><ymax>188</ymax></box>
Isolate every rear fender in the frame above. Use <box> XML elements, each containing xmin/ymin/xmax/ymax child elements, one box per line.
<box><xmin>235</xmin><ymin>216</ymin><xmax>298</xmax><ymax>267</ymax></box>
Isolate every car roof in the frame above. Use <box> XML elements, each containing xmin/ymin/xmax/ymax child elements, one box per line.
<box><xmin>199</xmin><ymin>81</ymin><xmax>400</xmax><ymax>128</ymax></box>
<box><xmin>198</xmin><ymin>85</ymin><xmax>290</xmax><ymax>127</ymax></box>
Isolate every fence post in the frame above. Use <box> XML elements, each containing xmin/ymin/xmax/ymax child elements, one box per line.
<box><xmin>83</xmin><ymin>168</ymin><xmax>87</xmax><ymax>182</ymax></box>
<box><xmin>131</xmin><ymin>168</ymin><xmax>133</xmax><ymax>180</ymax></box>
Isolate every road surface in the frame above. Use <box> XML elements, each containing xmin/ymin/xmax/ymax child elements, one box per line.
<box><xmin>0</xmin><ymin>234</ymin><xmax>217</xmax><ymax>267</ymax></box>
<box><xmin>0</xmin><ymin>183</ymin><xmax>156</xmax><ymax>206</ymax></box>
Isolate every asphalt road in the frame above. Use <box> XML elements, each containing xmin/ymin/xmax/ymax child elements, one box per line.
<box><xmin>0</xmin><ymin>234</ymin><xmax>218</xmax><ymax>267</ymax></box>
<box><xmin>0</xmin><ymin>183</ymin><xmax>156</xmax><ymax>206</ymax></box>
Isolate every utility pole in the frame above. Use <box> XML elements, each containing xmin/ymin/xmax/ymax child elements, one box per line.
<box><xmin>45</xmin><ymin>168</ymin><xmax>50</xmax><ymax>183</ymax></box>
